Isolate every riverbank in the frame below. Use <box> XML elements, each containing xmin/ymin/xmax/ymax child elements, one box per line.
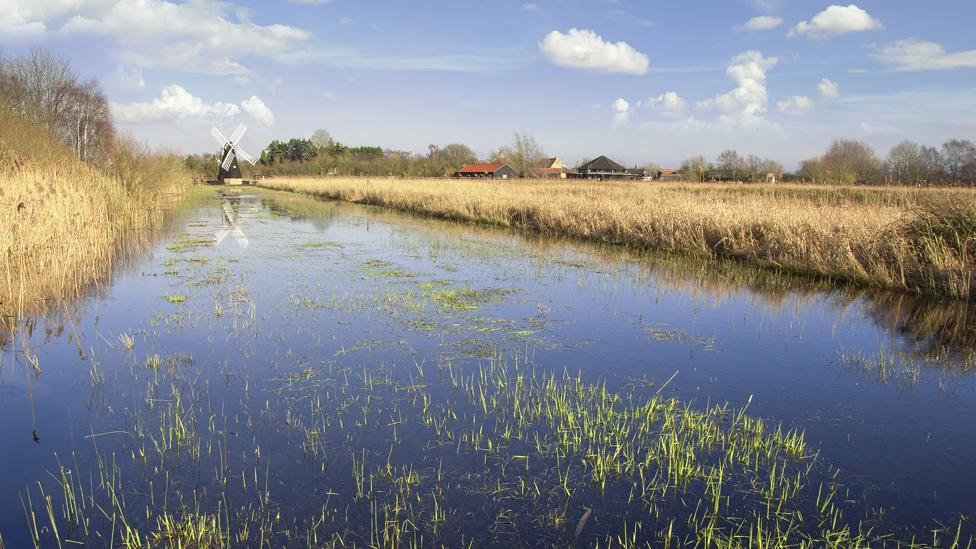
<box><xmin>256</xmin><ymin>177</ymin><xmax>976</xmax><ymax>301</ymax></box>
<box><xmin>0</xmin><ymin>112</ymin><xmax>189</xmax><ymax>322</ymax></box>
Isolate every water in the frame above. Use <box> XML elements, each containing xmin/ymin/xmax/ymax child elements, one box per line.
<box><xmin>1</xmin><ymin>188</ymin><xmax>974</xmax><ymax>546</ymax></box>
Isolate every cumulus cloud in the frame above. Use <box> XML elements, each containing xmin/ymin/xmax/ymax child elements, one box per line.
<box><xmin>241</xmin><ymin>96</ymin><xmax>275</xmax><ymax>126</ymax></box>
<box><xmin>111</xmin><ymin>85</ymin><xmax>240</xmax><ymax>123</ymax></box>
<box><xmin>646</xmin><ymin>91</ymin><xmax>687</xmax><ymax>117</ymax></box>
<box><xmin>4</xmin><ymin>0</ymin><xmax>310</xmax><ymax>75</ymax></box>
<box><xmin>697</xmin><ymin>51</ymin><xmax>778</xmax><ymax>126</ymax></box>
<box><xmin>777</xmin><ymin>95</ymin><xmax>814</xmax><ymax>115</ymax></box>
<box><xmin>612</xmin><ymin>97</ymin><xmax>632</xmax><ymax>125</ymax></box>
<box><xmin>818</xmin><ymin>78</ymin><xmax>840</xmax><ymax>98</ymax></box>
<box><xmin>873</xmin><ymin>39</ymin><xmax>976</xmax><ymax>71</ymax></box>
<box><xmin>539</xmin><ymin>28</ymin><xmax>649</xmax><ymax>75</ymax></box>
<box><xmin>522</xmin><ymin>3</ymin><xmax>540</xmax><ymax>12</ymax></box>
<box><xmin>738</xmin><ymin>16</ymin><xmax>783</xmax><ymax>32</ymax></box>
<box><xmin>790</xmin><ymin>4</ymin><xmax>881</xmax><ymax>39</ymax></box>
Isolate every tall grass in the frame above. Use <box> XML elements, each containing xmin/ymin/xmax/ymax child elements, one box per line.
<box><xmin>258</xmin><ymin>177</ymin><xmax>976</xmax><ymax>300</ymax></box>
<box><xmin>0</xmin><ymin>109</ymin><xmax>188</xmax><ymax>321</ymax></box>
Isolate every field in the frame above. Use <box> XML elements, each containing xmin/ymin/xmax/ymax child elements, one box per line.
<box><xmin>257</xmin><ymin>177</ymin><xmax>976</xmax><ymax>300</ymax></box>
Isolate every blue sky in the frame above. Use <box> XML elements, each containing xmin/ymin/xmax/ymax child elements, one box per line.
<box><xmin>3</xmin><ymin>0</ymin><xmax>975</xmax><ymax>168</ymax></box>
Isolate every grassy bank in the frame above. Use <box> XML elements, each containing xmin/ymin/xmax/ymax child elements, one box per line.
<box><xmin>0</xmin><ymin>111</ymin><xmax>189</xmax><ymax>321</ymax></box>
<box><xmin>257</xmin><ymin>177</ymin><xmax>976</xmax><ymax>300</ymax></box>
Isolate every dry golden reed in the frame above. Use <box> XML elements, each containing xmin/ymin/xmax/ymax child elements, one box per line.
<box><xmin>0</xmin><ymin>112</ymin><xmax>187</xmax><ymax>320</ymax></box>
<box><xmin>258</xmin><ymin>177</ymin><xmax>976</xmax><ymax>300</ymax></box>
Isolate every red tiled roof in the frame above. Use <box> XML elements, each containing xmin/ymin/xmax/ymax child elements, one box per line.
<box><xmin>457</xmin><ymin>163</ymin><xmax>505</xmax><ymax>173</ymax></box>
<box><xmin>658</xmin><ymin>169</ymin><xmax>677</xmax><ymax>175</ymax></box>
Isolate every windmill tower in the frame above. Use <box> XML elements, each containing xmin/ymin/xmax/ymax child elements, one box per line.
<box><xmin>211</xmin><ymin>123</ymin><xmax>257</xmax><ymax>185</ymax></box>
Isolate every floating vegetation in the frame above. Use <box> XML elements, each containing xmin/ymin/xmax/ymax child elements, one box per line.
<box><xmin>643</xmin><ymin>324</ymin><xmax>717</xmax><ymax>350</ymax></box>
<box><xmin>162</xmin><ymin>294</ymin><xmax>187</xmax><ymax>304</ymax></box>
<box><xmin>297</xmin><ymin>240</ymin><xmax>344</xmax><ymax>249</ymax></box>
<box><xmin>163</xmin><ymin>257</ymin><xmax>210</xmax><ymax>267</ymax></box>
<box><xmin>427</xmin><ymin>287</ymin><xmax>519</xmax><ymax>311</ymax></box>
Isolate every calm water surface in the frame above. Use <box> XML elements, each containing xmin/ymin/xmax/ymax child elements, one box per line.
<box><xmin>1</xmin><ymin>188</ymin><xmax>974</xmax><ymax>546</ymax></box>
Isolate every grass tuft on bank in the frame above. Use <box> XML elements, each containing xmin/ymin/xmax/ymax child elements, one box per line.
<box><xmin>0</xmin><ymin>108</ymin><xmax>189</xmax><ymax>320</ymax></box>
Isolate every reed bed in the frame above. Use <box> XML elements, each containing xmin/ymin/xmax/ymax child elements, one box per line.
<box><xmin>0</xmin><ymin>112</ymin><xmax>188</xmax><ymax>321</ymax></box>
<box><xmin>258</xmin><ymin>177</ymin><xmax>976</xmax><ymax>300</ymax></box>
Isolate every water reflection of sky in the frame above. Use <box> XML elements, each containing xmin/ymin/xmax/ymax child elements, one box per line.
<box><xmin>0</xmin><ymin>188</ymin><xmax>974</xmax><ymax>544</ymax></box>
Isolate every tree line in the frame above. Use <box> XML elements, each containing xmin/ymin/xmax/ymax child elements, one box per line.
<box><xmin>0</xmin><ymin>47</ymin><xmax>114</xmax><ymax>163</ymax></box>
<box><xmin>799</xmin><ymin>139</ymin><xmax>976</xmax><ymax>186</ymax></box>
<box><xmin>212</xmin><ymin>127</ymin><xmax>976</xmax><ymax>187</ymax></box>
<box><xmin>678</xmin><ymin>139</ymin><xmax>976</xmax><ymax>186</ymax></box>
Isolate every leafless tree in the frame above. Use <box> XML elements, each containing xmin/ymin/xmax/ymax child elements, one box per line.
<box><xmin>0</xmin><ymin>47</ymin><xmax>114</xmax><ymax>162</ymax></box>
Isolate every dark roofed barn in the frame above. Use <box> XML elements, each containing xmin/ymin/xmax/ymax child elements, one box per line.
<box><xmin>575</xmin><ymin>156</ymin><xmax>638</xmax><ymax>180</ymax></box>
<box><xmin>455</xmin><ymin>163</ymin><xmax>519</xmax><ymax>179</ymax></box>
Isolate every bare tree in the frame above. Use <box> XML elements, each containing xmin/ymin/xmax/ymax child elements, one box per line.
<box><xmin>820</xmin><ymin>139</ymin><xmax>883</xmax><ymax>185</ymax></box>
<box><xmin>886</xmin><ymin>141</ymin><xmax>923</xmax><ymax>185</ymax></box>
<box><xmin>679</xmin><ymin>155</ymin><xmax>710</xmax><ymax>182</ymax></box>
<box><xmin>512</xmin><ymin>133</ymin><xmax>545</xmax><ymax>177</ymax></box>
<box><xmin>716</xmin><ymin>149</ymin><xmax>744</xmax><ymax>182</ymax></box>
<box><xmin>311</xmin><ymin>129</ymin><xmax>332</xmax><ymax>148</ymax></box>
<box><xmin>941</xmin><ymin>139</ymin><xmax>976</xmax><ymax>186</ymax></box>
<box><xmin>1</xmin><ymin>47</ymin><xmax>115</xmax><ymax>162</ymax></box>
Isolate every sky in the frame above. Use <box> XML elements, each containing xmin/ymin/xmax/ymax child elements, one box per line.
<box><xmin>2</xmin><ymin>0</ymin><xmax>975</xmax><ymax>169</ymax></box>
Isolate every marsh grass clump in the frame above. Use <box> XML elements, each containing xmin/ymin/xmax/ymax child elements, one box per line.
<box><xmin>0</xmin><ymin>109</ymin><xmax>189</xmax><ymax>322</ymax></box>
<box><xmin>257</xmin><ymin>177</ymin><xmax>976</xmax><ymax>300</ymax></box>
<box><xmin>24</xmin><ymin>349</ymin><xmax>973</xmax><ymax>547</ymax></box>
<box><xmin>427</xmin><ymin>287</ymin><xmax>519</xmax><ymax>311</ymax></box>
<box><xmin>883</xmin><ymin>197</ymin><xmax>976</xmax><ymax>299</ymax></box>
<box><xmin>144</xmin><ymin>511</ymin><xmax>228</xmax><ymax>548</ymax></box>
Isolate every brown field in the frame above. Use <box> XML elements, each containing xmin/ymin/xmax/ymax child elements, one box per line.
<box><xmin>0</xmin><ymin>113</ymin><xmax>188</xmax><ymax>323</ymax></box>
<box><xmin>256</xmin><ymin>177</ymin><xmax>976</xmax><ymax>300</ymax></box>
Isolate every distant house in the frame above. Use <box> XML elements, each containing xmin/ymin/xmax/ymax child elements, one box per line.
<box><xmin>575</xmin><ymin>156</ymin><xmax>638</xmax><ymax>180</ymax></box>
<box><xmin>529</xmin><ymin>157</ymin><xmax>571</xmax><ymax>178</ymax></box>
<box><xmin>455</xmin><ymin>163</ymin><xmax>520</xmax><ymax>179</ymax></box>
<box><xmin>540</xmin><ymin>157</ymin><xmax>569</xmax><ymax>170</ymax></box>
<box><xmin>655</xmin><ymin>169</ymin><xmax>681</xmax><ymax>181</ymax></box>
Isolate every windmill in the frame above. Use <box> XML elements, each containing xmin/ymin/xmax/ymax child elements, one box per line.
<box><xmin>211</xmin><ymin>123</ymin><xmax>257</xmax><ymax>185</ymax></box>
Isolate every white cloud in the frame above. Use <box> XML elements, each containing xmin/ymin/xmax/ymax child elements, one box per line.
<box><xmin>697</xmin><ymin>51</ymin><xmax>778</xmax><ymax>126</ymax></box>
<box><xmin>873</xmin><ymin>39</ymin><xmax>976</xmax><ymax>71</ymax></box>
<box><xmin>522</xmin><ymin>3</ymin><xmax>540</xmax><ymax>12</ymax></box>
<box><xmin>646</xmin><ymin>91</ymin><xmax>687</xmax><ymax>117</ymax></box>
<box><xmin>111</xmin><ymin>85</ymin><xmax>240</xmax><ymax>123</ymax></box>
<box><xmin>790</xmin><ymin>4</ymin><xmax>881</xmax><ymax>39</ymax></box>
<box><xmin>777</xmin><ymin>95</ymin><xmax>814</xmax><ymax>115</ymax></box>
<box><xmin>241</xmin><ymin>96</ymin><xmax>275</xmax><ymax>126</ymax></box>
<box><xmin>818</xmin><ymin>78</ymin><xmax>840</xmax><ymax>98</ymax></box>
<box><xmin>612</xmin><ymin>97</ymin><xmax>631</xmax><ymax>125</ymax></box>
<box><xmin>111</xmin><ymin>65</ymin><xmax>145</xmax><ymax>90</ymax></box>
<box><xmin>539</xmin><ymin>28</ymin><xmax>649</xmax><ymax>75</ymax></box>
<box><xmin>0</xmin><ymin>5</ymin><xmax>47</xmax><ymax>38</ymax></box>
<box><xmin>5</xmin><ymin>0</ymin><xmax>310</xmax><ymax>75</ymax></box>
<box><xmin>738</xmin><ymin>16</ymin><xmax>783</xmax><ymax>32</ymax></box>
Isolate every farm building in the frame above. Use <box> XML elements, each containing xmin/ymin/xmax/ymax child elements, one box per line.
<box><xmin>575</xmin><ymin>156</ymin><xmax>639</xmax><ymax>180</ymax></box>
<box><xmin>656</xmin><ymin>169</ymin><xmax>681</xmax><ymax>181</ymax></box>
<box><xmin>529</xmin><ymin>156</ymin><xmax>571</xmax><ymax>178</ymax></box>
<box><xmin>455</xmin><ymin>163</ymin><xmax>520</xmax><ymax>179</ymax></box>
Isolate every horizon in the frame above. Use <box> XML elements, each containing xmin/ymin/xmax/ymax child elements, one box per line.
<box><xmin>3</xmin><ymin>1</ymin><xmax>975</xmax><ymax>169</ymax></box>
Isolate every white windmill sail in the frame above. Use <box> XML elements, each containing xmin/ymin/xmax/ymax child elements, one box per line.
<box><xmin>211</xmin><ymin>123</ymin><xmax>258</xmax><ymax>174</ymax></box>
